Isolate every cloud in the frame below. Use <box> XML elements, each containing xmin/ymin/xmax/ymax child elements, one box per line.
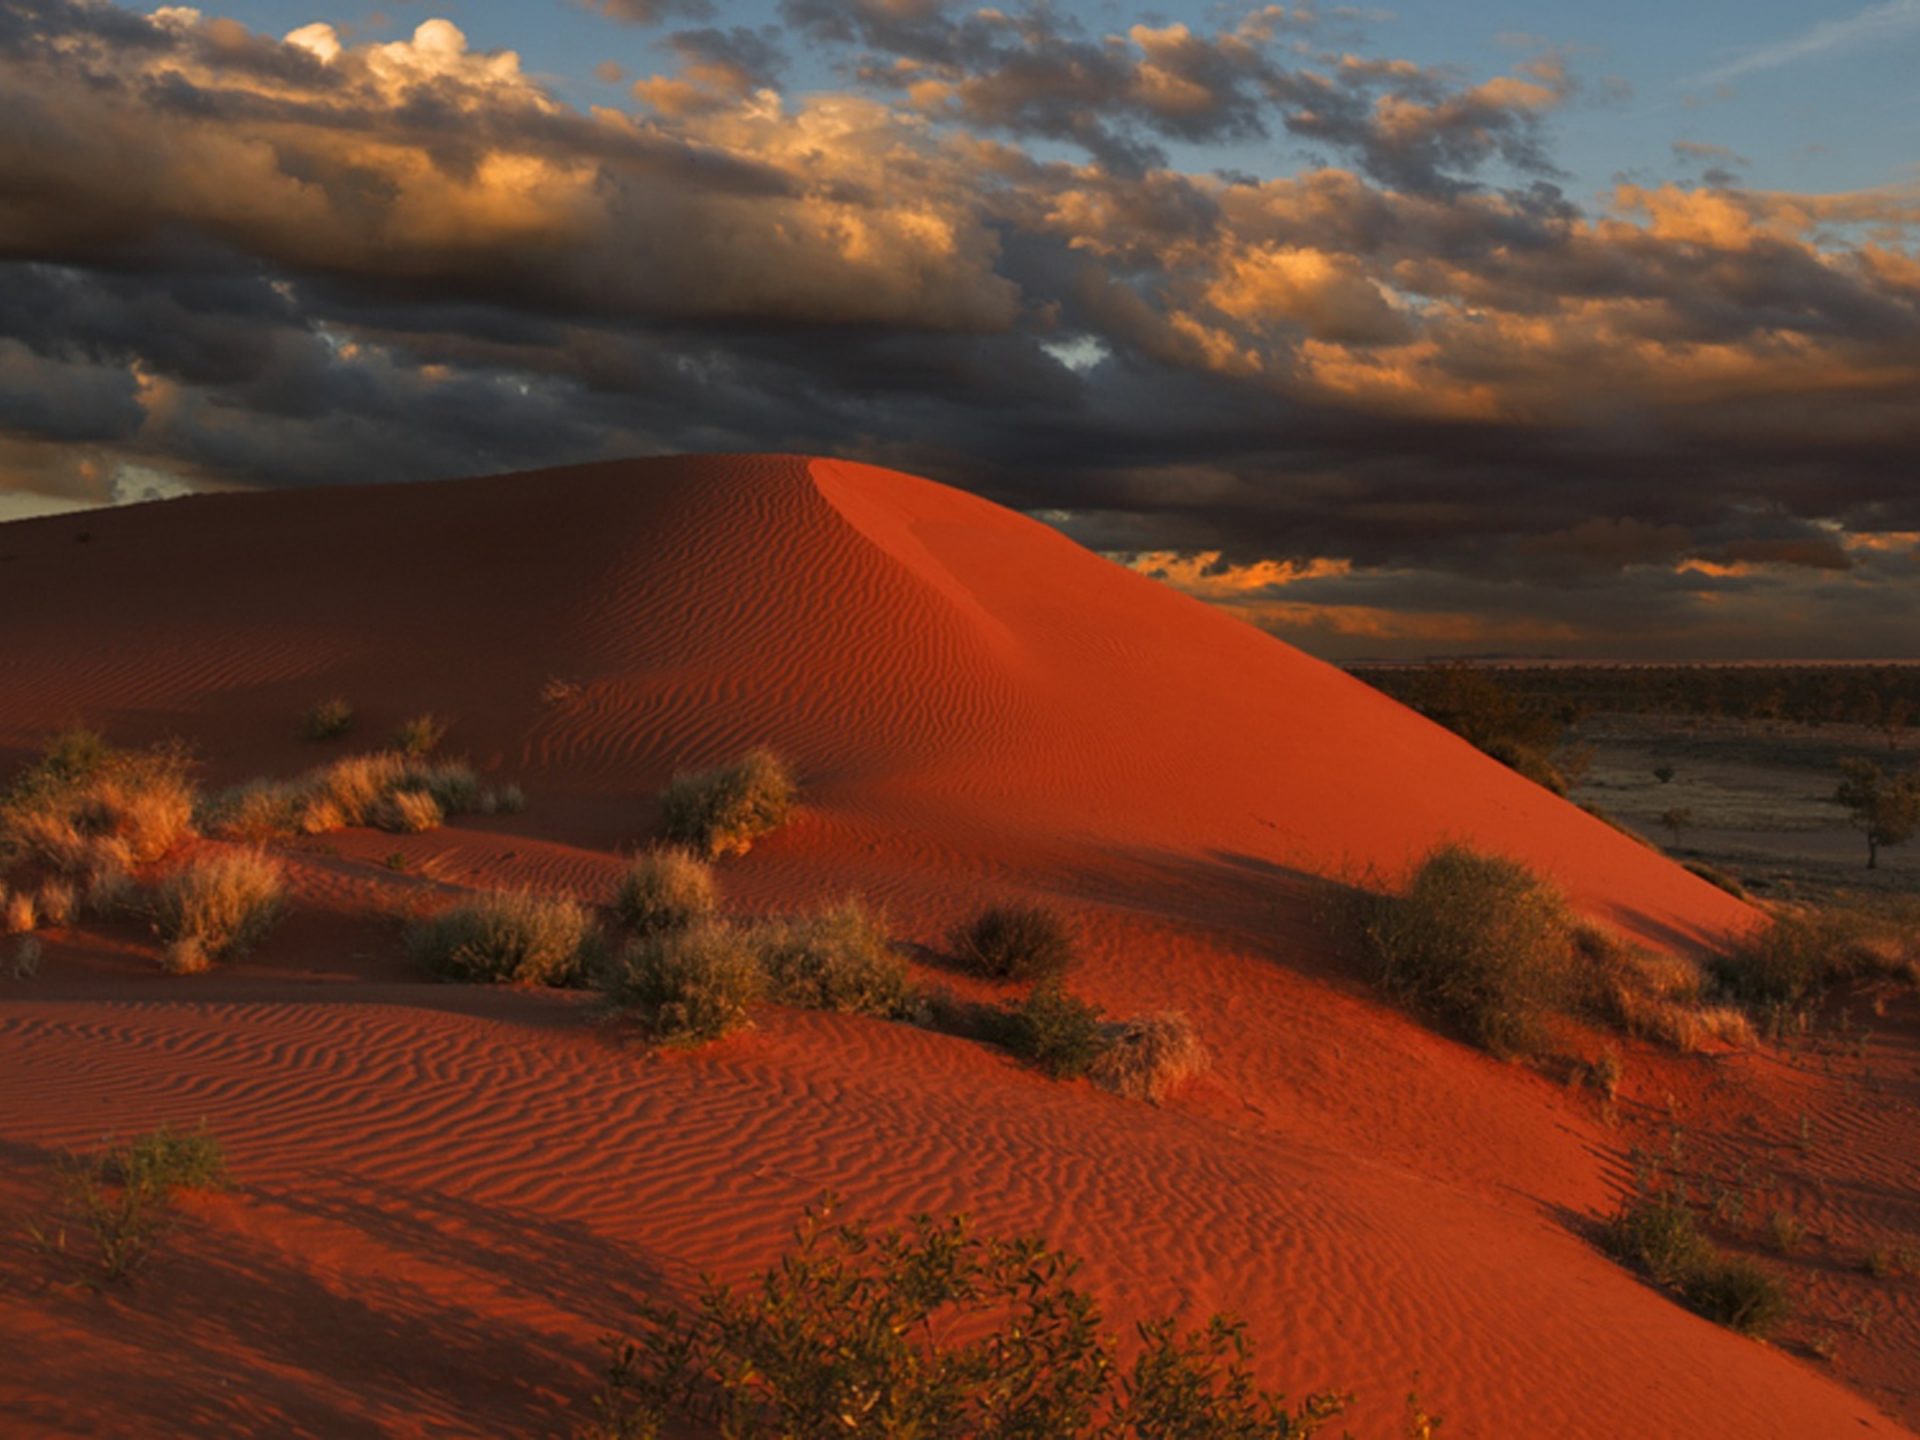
<box><xmin>0</xmin><ymin>3</ymin><xmax>1917</xmax><ymax>657</ymax></box>
<box><xmin>1693</xmin><ymin>0</ymin><xmax>1920</xmax><ymax>86</ymax></box>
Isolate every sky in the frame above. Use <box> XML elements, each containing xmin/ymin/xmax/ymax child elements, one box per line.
<box><xmin>1</xmin><ymin>0</ymin><xmax>1918</xmax><ymax>659</ymax></box>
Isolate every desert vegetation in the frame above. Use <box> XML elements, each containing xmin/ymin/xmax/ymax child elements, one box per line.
<box><xmin>601</xmin><ymin>921</ymin><xmax>763</xmax><ymax>1043</ymax></box>
<box><xmin>393</xmin><ymin>712</ymin><xmax>449</xmax><ymax>757</ymax></box>
<box><xmin>201</xmin><ymin>750</ymin><xmax>521</xmax><ymax>840</ymax></box>
<box><xmin>1834</xmin><ymin>758</ymin><xmax>1920</xmax><ymax>869</ymax></box>
<box><xmin>150</xmin><ymin>849</ymin><xmax>286</xmax><ymax>975</ymax></box>
<box><xmin>613</xmin><ymin>847</ymin><xmax>718</xmax><ymax>935</ymax></box>
<box><xmin>751</xmin><ymin>898</ymin><xmax>914</xmax><ymax>1018</ymax></box>
<box><xmin>0</xmin><ymin>728</ymin><xmax>196</xmax><ymax>880</ymax></box>
<box><xmin>28</xmin><ymin>1124</ymin><xmax>229</xmax><ymax>1284</ymax></box>
<box><xmin>302</xmin><ymin>696</ymin><xmax>354</xmax><ymax>742</ymax></box>
<box><xmin>583</xmin><ymin>1199</ymin><xmax>1353</xmax><ymax>1439</ymax></box>
<box><xmin>1604</xmin><ymin>1189</ymin><xmax>1789</xmax><ymax>1339</ymax></box>
<box><xmin>951</xmin><ymin>901</ymin><xmax>1077</xmax><ymax>981</ymax></box>
<box><xmin>408</xmin><ymin>889</ymin><xmax>605</xmax><ymax>987</ymax></box>
<box><xmin>659</xmin><ymin>748</ymin><xmax>794</xmax><ymax>858</ymax></box>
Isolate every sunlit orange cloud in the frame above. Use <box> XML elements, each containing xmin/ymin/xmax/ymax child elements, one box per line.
<box><xmin>1122</xmin><ymin>551</ymin><xmax>1353</xmax><ymax>596</ymax></box>
<box><xmin>1673</xmin><ymin>559</ymin><xmax>1754</xmax><ymax>579</ymax></box>
<box><xmin>1237</xmin><ymin>600</ymin><xmax>1581</xmax><ymax>646</ymax></box>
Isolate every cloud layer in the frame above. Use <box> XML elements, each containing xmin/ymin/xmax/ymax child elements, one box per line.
<box><xmin>1</xmin><ymin>0</ymin><xmax>1918</xmax><ymax>657</ymax></box>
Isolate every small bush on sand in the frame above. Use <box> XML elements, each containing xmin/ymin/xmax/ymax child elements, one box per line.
<box><xmin>151</xmin><ymin>849</ymin><xmax>285</xmax><ymax>973</ymax></box>
<box><xmin>303</xmin><ymin>697</ymin><xmax>354</xmax><ymax>742</ymax></box>
<box><xmin>990</xmin><ymin>981</ymin><xmax>1112</xmax><ymax>1080</ymax></box>
<box><xmin>659</xmin><ymin>749</ymin><xmax>794</xmax><ymax>858</ymax></box>
<box><xmin>1349</xmin><ymin>845</ymin><xmax>1576</xmax><ymax>1059</ymax></box>
<box><xmin>35</xmin><ymin>879</ymin><xmax>76</xmax><ymax>929</ymax></box>
<box><xmin>408</xmin><ymin>890</ymin><xmax>603</xmax><ymax>987</ymax></box>
<box><xmin>4</xmin><ymin>888</ymin><xmax>35</xmax><ymax>935</ymax></box>
<box><xmin>2</xmin><ymin>729</ymin><xmax>196</xmax><ymax>874</ymax></box>
<box><xmin>614</xmin><ymin>847</ymin><xmax>718</xmax><ymax>935</ymax></box>
<box><xmin>1712</xmin><ymin>907</ymin><xmax>1918</xmax><ymax>1009</ymax></box>
<box><xmin>1574</xmin><ymin>927</ymin><xmax>1754</xmax><ymax>1052</ymax></box>
<box><xmin>28</xmin><ymin>1124</ymin><xmax>228</xmax><ymax>1285</ymax></box>
<box><xmin>586</xmin><ymin>1199</ymin><xmax>1351</xmax><ymax>1440</ymax></box>
<box><xmin>372</xmin><ymin>788</ymin><xmax>443</xmax><ymax>834</ymax></box>
<box><xmin>1089</xmin><ymin>1012</ymin><xmax>1209</xmax><ymax>1102</ymax></box>
<box><xmin>601</xmin><ymin>922</ymin><xmax>762</xmax><ymax>1043</ymax></box>
<box><xmin>198</xmin><ymin>780</ymin><xmax>304</xmax><ymax>843</ymax></box>
<box><xmin>952</xmin><ymin>902</ymin><xmax>1077</xmax><ymax>981</ymax></box>
<box><xmin>752</xmin><ymin>899</ymin><xmax>914</xmax><ymax>1018</ymax></box>
<box><xmin>1604</xmin><ymin>1191</ymin><xmax>1789</xmax><ymax>1338</ymax></box>
<box><xmin>393</xmin><ymin>712</ymin><xmax>448</xmax><ymax>758</ymax></box>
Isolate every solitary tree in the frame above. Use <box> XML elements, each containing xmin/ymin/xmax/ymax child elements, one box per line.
<box><xmin>1658</xmin><ymin>806</ymin><xmax>1693</xmax><ymax>848</ymax></box>
<box><xmin>1653</xmin><ymin>764</ymin><xmax>1676</xmax><ymax>785</ymax></box>
<box><xmin>1835</xmin><ymin>759</ymin><xmax>1920</xmax><ymax>870</ymax></box>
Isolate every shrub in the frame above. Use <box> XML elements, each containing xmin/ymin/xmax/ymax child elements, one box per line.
<box><xmin>1712</xmin><ymin>907</ymin><xmax>1917</xmax><ymax>1008</ymax></box>
<box><xmin>27</xmin><ymin>1124</ymin><xmax>228</xmax><ymax>1284</ymax></box>
<box><xmin>952</xmin><ymin>902</ymin><xmax>1077</xmax><ymax>981</ymax></box>
<box><xmin>614</xmin><ymin>847</ymin><xmax>718</xmax><ymax>935</ymax></box>
<box><xmin>35</xmin><ymin>879</ymin><xmax>76</xmax><ymax>929</ymax></box>
<box><xmin>373</xmin><ymin>787</ymin><xmax>443</xmax><ymax>834</ymax></box>
<box><xmin>1</xmin><ymin>730</ymin><xmax>196</xmax><ymax>873</ymax></box>
<box><xmin>992</xmin><ymin>982</ymin><xmax>1112</xmax><ymax>1080</ymax></box>
<box><xmin>10</xmin><ymin>935</ymin><xmax>42</xmax><ymax>979</ymax></box>
<box><xmin>601</xmin><ymin>922</ymin><xmax>762</xmax><ymax>1043</ymax></box>
<box><xmin>659</xmin><ymin>748</ymin><xmax>794</xmax><ymax>858</ymax></box>
<box><xmin>589</xmin><ymin>1200</ymin><xmax>1350</xmax><ymax>1439</ymax></box>
<box><xmin>393</xmin><ymin>712</ymin><xmax>449</xmax><ymax>758</ymax></box>
<box><xmin>200</xmin><ymin>780</ymin><xmax>304</xmax><ymax>842</ymax></box>
<box><xmin>1604</xmin><ymin>1191</ymin><xmax>1789</xmax><ymax>1339</ymax></box>
<box><xmin>1351</xmin><ymin>845</ymin><xmax>1576</xmax><ymax>1059</ymax></box>
<box><xmin>1089</xmin><ymin>1012</ymin><xmax>1209</xmax><ymax>1102</ymax></box>
<box><xmin>1764</xmin><ymin>1209</ymin><xmax>1805</xmax><ymax>1256</ymax></box>
<box><xmin>408</xmin><ymin>890</ymin><xmax>603</xmax><ymax>987</ymax></box>
<box><xmin>752</xmin><ymin>899</ymin><xmax>914</xmax><ymax>1017</ymax></box>
<box><xmin>4</xmin><ymin>888</ymin><xmax>35</xmax><ymax>935</ymax></box>
<box><xmin>303</xmin><ymin>697</ymin><xmax>354</xmax><ymax>742</ymax></box>
<box><xmin>151</xmin><ymin>849</ymin><xmax>285</xmax><ymax>971</ymax></box>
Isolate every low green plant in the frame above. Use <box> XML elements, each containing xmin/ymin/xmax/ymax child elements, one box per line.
<box><xmin>408</xmin><ymin>889</ymin><xmax>604</xmax><ymax>986</ymax></box>
<box><xmin>303</xmin><ymin>697</ymin><xmax>354</xmax><ymax>742</ymax></box>
<box><xmin>991</xmin><ymin>981</ymin><xmax>1112</xmax><ymax>1080</ymax></box>
<box><xmin>659</xmin><ymin>749</ymin><xmax>795</xmax><ymax>858</ymax></box>
<box><xmin>27</xmin><ymin>1124</ymin><xmax>228</xmax><ymax>1284</ymax></box>
<box><xmin>614</xmin><ymin>847</ymin><xmax>718</xmax><ymax>936</ymax></box>
<box><xmin>600</xmin><ymin>922</ymin><xmax>762</xmax><ymax>1043</ymax></box>
<box><xmin>752</xmin><ymin>899</ymin><xmax>915</xmax><ymax>1018</ymax></box>
<box><xmin>1345</xmin><ymin>845</ymin><xmax>1576</xmax><ymax>1059</ymax></box>
<box><xmin>586</xmin><ymin>1199</ymin><xmax>1350</xmax><ymax>1439</ymax></box>
<box><xmin>151</xmin><ymin>849</ymin><xmax>285</xmax><ymax>974</ymax></box>
<box><xmin>952</xmin><ymin>902</ymin><xmax>1077</xmax><ymax>981</ymax></box>
<box><xmin>1604</xmin><ymin>1191</ymin><xmax>1789</xmax><ymax>1338</ymax></box>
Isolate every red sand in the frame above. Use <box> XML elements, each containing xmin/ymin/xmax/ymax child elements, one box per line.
<box><xmin>0</xmin><ymin>454</ymin><xmax>1913</xmax><ymax>1437</ymax></box>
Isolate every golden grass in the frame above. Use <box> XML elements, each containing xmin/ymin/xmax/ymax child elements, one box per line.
<box><xmin>151</xmin><ymin>849</ymin><xmax>286</xmax><ymax>973</ymax></box>
<box><xmin>1090</xmin><ymin>1012</ymin><xmax>1210</xmax><ymax>1102</ymax></box>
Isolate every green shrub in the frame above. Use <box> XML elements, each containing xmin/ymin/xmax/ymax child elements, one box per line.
<box><xmin>408</xmin><ymin>890</ymin><xmax>603</xmax><ymax>986</ymax></box>
<box><xmin>589</xmin><ymin>1200</ymin><xmax>1349</xmax><ymax>1439</ymax></box>
<box><xmin>601</xmin><ymin>922</ymin><xmax>762</xmax><ymax>1043</ymax></box>
<box><xmin>303</xmin><ymin>697</ymin><xmax>354</xmax><ymax>742</ymax></box>
<box><xmin>1089</xmin><ymin>1012</ymin><xmax>1209</xmax><ymax>1102</ymax></box>
<box><xmin>1604</xmin><ymin>1192</ymin><xmax>1789</xmax><ymax>1338</ymax></box>
<box><xmin>952</xmin><ymin>902</ymin><xmax>1077</xmax><ymax>981</ymax></box>
<box><xmin>151</xmin><ymin>849</ymin><xmax>285</xmax><ymax>973</ymax></box>
<box><xmin>992</xmin><ymin>982</ymin><xmax>1112</xmax><ymax>1080</ymax></box>
<box><xmin>393</xmin><ymin>712</ymin><xmax>449</xmax><ymax>758</ymax></box>
<box><xmin>752</xmin><ymin>899</ymin><xmax>914</xmax><ymax>1017</ymax></box>
<box><xmin>614</xmin><ymin>847</ymin><xmax>718</xmax><ymax>935</ymax></box>
<box><xmin>28</xmin><ymin>1124</ymin><xmax>228</xmax><ymax>1284</ymax></box>
<box><xmin>1348</xmin><ymin>845</ymin><xmax>1576</xmax><ymax>1059</ymax></box>
<box><xmin>659</xmin><ymin>748</ymin><xmax>795</xmax><ymax>858</ymax></box>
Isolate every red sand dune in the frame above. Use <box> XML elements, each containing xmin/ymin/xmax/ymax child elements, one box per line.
<box><xmin>0</xmin><ymin>454</ymin><xmax>1913</xmax><ymax>1437</ymax></box>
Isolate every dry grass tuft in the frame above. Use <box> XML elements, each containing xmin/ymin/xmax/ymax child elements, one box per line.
<box><xmin>2</xmin><ymin>729</ymin><xmax>197</xmax><ymax>877</ymax></box>
<box><xmin>36</xmin><ymin>879</ymin><xmax>77</xmax><ymax>929</ymax></box>
<box><xmin>951</xmin><ymin>903</ymin><xmax>1077</xmax><ymax>981</ymax></box>
<box><xmin>151</xmin><ymin>849</ymin><xmax>285</xmax><ymax>971</ymax></box>
<box><xmin>751</xmin><ymin>899</ymin><xmax>914</xmax><ymax>1018</ymax></box>
<box><xmin>659</xmin><ymin>749</ymin><xmax>795</xmax><ymax>858</ymax></box>
<box><xmin>601</xmin><ymin>922</ymin><xmax>763</xmax><ymax>1042</ymax></box>
<box><xmin>373</xmin><ymin>788</ymin><xmax>443</xmax><ymax>834</ymax></box>
<box><xmin>614</xmin><ymin>847</ymin><xmax>719</xmax><ymax>935</ymax></box>
<box><xmin>393</xmin><ymin>712</ymin><xmax>448</xmax><ymax>758</ymax></box>
<box><xmin>4</xmin><ymin>888</ymin><xmax>36</xmax><ymax>935</ymax></box>
<box><xmin>1090</xmin><ymin>1011</ymin><xmax>1210</xmax><ymax>1102</ymax></box>
<box><xmin>202</xmin><ymin>750</ymin><xmax>516</xmax><ymax>840</ymax></box>
<box><xmin>303</xmin><ymin>697</ymin><xmax>354</xmax><ymax>742</ymax></box>
<box><xmin>407</xmin><ymin>889</ymin><xmax>602</xmax><ymax>987</ymax></box>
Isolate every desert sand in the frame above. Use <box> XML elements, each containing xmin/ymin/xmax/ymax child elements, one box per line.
<box><xmin>0</xmin><ymin>454</ymin><xmax>1913</xmax><ymax>1436</ymax></box>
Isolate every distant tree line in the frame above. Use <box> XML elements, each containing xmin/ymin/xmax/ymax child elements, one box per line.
<box><xmin>1350</xmin><ymin>663</ymin><xmax>1920</xmax><ymax>743</ymax></box>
